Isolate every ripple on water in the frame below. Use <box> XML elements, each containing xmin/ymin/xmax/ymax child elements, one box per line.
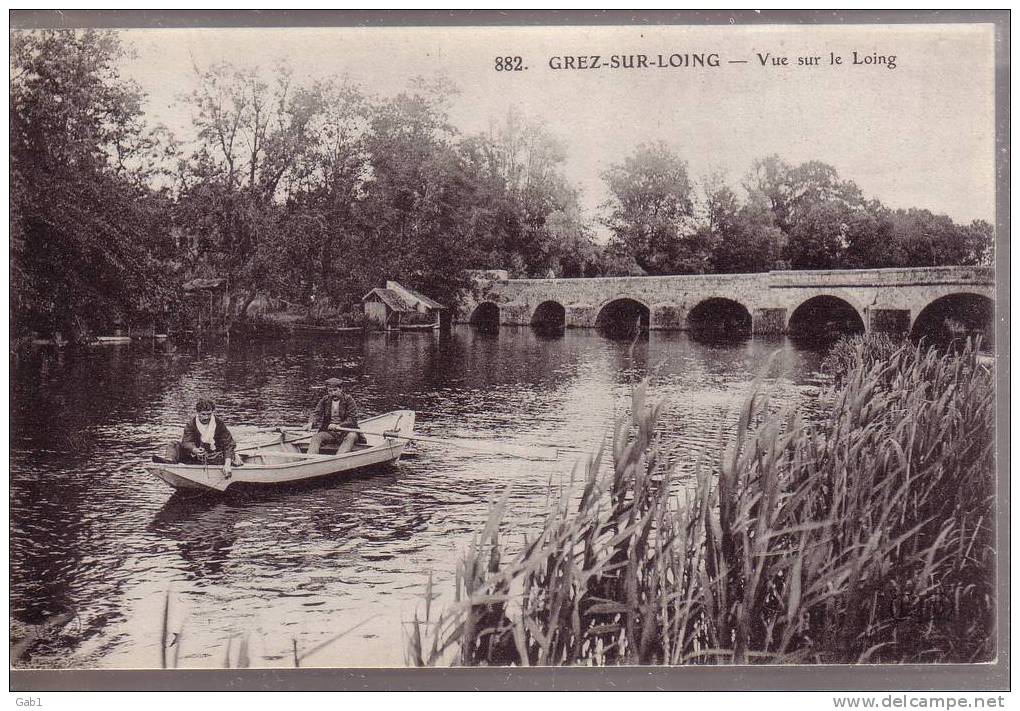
<box><xmin>11</xmin><ymin>329</ymin><xmax>827</xmax><ymax>667</ymax></box>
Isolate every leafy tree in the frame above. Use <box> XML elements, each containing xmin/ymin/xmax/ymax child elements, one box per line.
<box><xmin>840</xmin><ymin>200</ymin><xmax>898</xmax><ymax>269</ymax></box>
<box><xmin>355</xmin><ymin>79</ymin><xmax>482</xmax><ymax>304</ymax></box>
<box><xmin>963</xmin><ymin>220</ymin><xmax>995</xmax><ymax>266</ymax></box>
<box><xmin>544</xmin><ymin>207</ymin><xmax>602</xmax><ymax>277</ymax></box>
<box><xmin>175</xmin><ymin>62</ymin><xmax>323</xmax><ymax>325</ymax></box>
<box><xmin>703</xmin><ymin>181</ymin><xmax>785</xmax><ymax>273</ymax></box>
<box><xmin>461</xmin><ymin>109</ymin><xmax>588</xmax><ymax>277</ymax></box>
<box><xmin>745</xmin><ymin>156</ymin><xmax>864</xmax><ymax>233</ymax></box>
<box><xmin>284</xmin><ymin>80</ymin><xmax>371</xmax><ymax>305</ymax></box>
<box><xmin>889</xmin><ymin>209</ymin><xmax>994</xmax><ymax>268</ymax></box>
<box><xmin>601</xmin><ymin>142</ymin><xmax>697</xmax><ymax>274</ymax></box>
<box><xmin>10</xmin><ymin>29</ymin><xmax>178</xmax><ymax>341</ymax></box>
<box><xmin>784</xmin><ymin>200</ymin><xmax>853</xmax><ymax>269</ymax></box>
<box><xmin>745</xmin><ymin>156</ymin><xmax>879</xmax><ymax>270</ymax></box>
<box><xmin>743</xmin><ymin>155</ymin><xmax>793</xmax><ymax>228</ymax></box>
<box><xmin>599</xmin><ymin>242</ymin><xmax>647</xmax><ymax>277</ymax></box>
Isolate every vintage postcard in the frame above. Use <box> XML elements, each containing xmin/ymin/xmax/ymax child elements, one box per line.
<box><xmin>9</xmin><ymin>10</ymin><xmax>1007</xmax><ymax>693</ymax></box>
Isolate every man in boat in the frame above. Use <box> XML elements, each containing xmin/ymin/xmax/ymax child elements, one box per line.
<box><xmin>307</xmin><ymin>377</ymin><xmax>362</xmax><ymax>455</ymax></box>
<box><xmin>179</xmin><ymin>398</ymin><xmax>243</xmax><ymax>477</ymax></box>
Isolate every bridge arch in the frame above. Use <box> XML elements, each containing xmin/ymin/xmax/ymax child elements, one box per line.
<box><xmin>469</xmin><ymin>301</ymin><xmax>500</xmax><ymax>331</ymax></box>
<box><xmin>531</xmin><ymin>300</ymin><xmax>566</xmax><ymax>332</ymax></box>
<box><xmin>687</xmin><ymin>297</ymin><xmax>752</xmax><ymax>338</ymax></box>
<box><xmin>788</xmin><ymin>295</ymin><xmax>866</xmax><ymax>339</ymax></box>
<box><xmin>910</xmin><ymin>292</ymin><xmax>994</xmax><ymax>349</ymax></box>
<box><xmin>595</xmin><ymin>296</ymin><xmax>650</xmax><ymax>339</ymax></box>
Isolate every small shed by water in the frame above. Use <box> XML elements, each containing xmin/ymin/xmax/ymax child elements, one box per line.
<box><xmin>362</xmin><ymin>281</ymin><xmax>445</xmax><ymax>330</ymax></box>
<box><xmin>182</xmin><ymin>277</ymin><xmax>228</xmax><ymax>332</ymax></box>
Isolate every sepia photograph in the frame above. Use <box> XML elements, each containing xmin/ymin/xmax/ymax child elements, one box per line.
<box><xmin>8</xmin><ymin>10</ymin><xmax>1007</xmax><ymax>692</ymax></box>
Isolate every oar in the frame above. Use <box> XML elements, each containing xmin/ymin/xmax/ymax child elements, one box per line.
<box><xmin>244</xmin><ymin>427</ymin><xmax>312</xmax><ymax>451</ymax></box>
<box><xmin>242</xmin><ymin>449</ymin><xmax>363</xmax><ymax>461</ymax></box>
<box><xmin>330</xmin><ymin>426</ymin><xmax>560</xmax><ymax>461</ymax></box>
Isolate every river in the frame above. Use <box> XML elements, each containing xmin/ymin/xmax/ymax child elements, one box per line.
<box><xmin>10</xmin><ymin>326</ymin><xmax>830</xmax><ymax>668</ymax></box>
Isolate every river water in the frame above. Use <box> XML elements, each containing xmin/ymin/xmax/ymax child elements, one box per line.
<box><xmin>10</xmin><ymin>326</ymin><xmax>830</xmax><ymax>668</ymax></box>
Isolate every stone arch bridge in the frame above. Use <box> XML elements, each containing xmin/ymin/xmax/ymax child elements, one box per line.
<box><xmin>457</xmin><ymin>266</ymin><xmax>994</xmax><ymax>338</ymax></box>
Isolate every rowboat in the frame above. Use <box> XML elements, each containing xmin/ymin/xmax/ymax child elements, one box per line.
<box><xmin>146</xmin><ymin>410</ymin><xmax>416</xmax><ymax>493</ymax></box>
<box><xmin>290</xmin><ymin>323</ymin><xmax>364</xmax><ymax>335</ymax></box>
<box><xmin>397</xmin><ymin>322</ymin><xmax>440</xmax><ymax>332</ymax></box>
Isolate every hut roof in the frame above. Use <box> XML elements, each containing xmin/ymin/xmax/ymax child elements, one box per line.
<box><xmin>183</xmin><ymin>277</ymin><xmax>226</xmax><ymax>292</ymax></box>
<box><xmin>396</xmin><ymin>285</ymin><xmax>445</xmax><ymax>310</ymax></box>
<box><xmin>362</xmin><ymin>288</ymin><xmax>415</xmax><ymax>312</ymax></box>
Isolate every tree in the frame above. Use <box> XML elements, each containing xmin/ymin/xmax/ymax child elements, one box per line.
<box><xmin>840</xmin><ymin>200</ymin><xmax>898</xmax><ymax>269</ymax></box>
<box><xmin>354</xmin><ymin>79</ymin><xmax>484</xmax><ymax>304</ymax></box>
<box><xmin>963</xmin><ymin>220</ymin><xmax>995</xmax><ymax>266</ymax></box>
<box><xmin>601</xmin><ymin>142</ymin><xmax>697</xmax><ymax>274</ymax></box>
<box><xmin>176</xmin><ymin>61</ymin><xmax>323</xmax><ymax>326</ymax></box>
<box><xmin>599</xmin><ymin>242</ymin><xmax>647</xmax><ymax>277</ymax></box>
<box><xmin>544</xmin><ymin>207</ymin><xmax>602</xmax><ymax>277</ymax></box>
<box><xmin>745</xmin><ymin>156</ymin><xmax>880</xmax><ymax>270</ymax></box>
<box><xmin>284</xmin><ymin>80</ymin><xmax>372</xmax><ymax>305</ymax></box>
<box><xmin>889</xmin><ymin>209</ymin><xmax>994</xmax><ymax>268</ymax></box>
<box><xmin>460</xmin><ymin>108</ymin><xmax>587</xmax><ymax>277</ymax></box>
<box><xmin>703</xmin><ymin>181</ymin><xmax>785</xmax><ymax>273</ymax></box>
<box><xmin>745</xmin><ymin>156</ymin><xmax>864</xmax><ymax>234</ymax></box>
<box><xmin>784</xmin><ymin>200</ymin><xmax>853</xmax><ymax>269</ymax></box>
<box><xmin>10</xmin><ymin>29</ymin><xmax>177</xmax><ymax>341</ymax></box>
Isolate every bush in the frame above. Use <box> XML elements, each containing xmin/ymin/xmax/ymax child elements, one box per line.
<box><xmin>409</xmin><ymin>341</ymin><xmax>995</xmax><ymax>665</ymax></box>
<box><xmin>821</xmin><ymin>332</ymin><xmax>903</xmax><ymax>388</ymax></box>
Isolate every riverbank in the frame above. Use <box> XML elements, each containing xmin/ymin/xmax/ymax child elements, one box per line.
<box><xmin>410</xmin><ymin>335</ymin><xmax>995</xmax><ymax>665</ymax></box>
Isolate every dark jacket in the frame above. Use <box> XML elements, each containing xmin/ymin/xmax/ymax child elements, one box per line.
<box><xmin>181</xmin><ymin>416</ymin><xmax>236</xmax><ymax>458</ymax></box>
<box><xmin>310</xmin><ymin>393</ymin><xmax>359</xmax><ymax>432</ymax></box>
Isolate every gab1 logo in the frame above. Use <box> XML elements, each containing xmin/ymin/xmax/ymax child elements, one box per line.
<box><xmin>16</xmin><ymin>699</ymin><xmax>44</xmax><ymax>707</ymax></box>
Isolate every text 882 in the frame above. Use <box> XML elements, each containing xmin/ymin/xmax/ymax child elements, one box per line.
<box><xmin>495</xmin><ymin>56</ymin><xmax>524</xmax><ymax>71</ymax></box>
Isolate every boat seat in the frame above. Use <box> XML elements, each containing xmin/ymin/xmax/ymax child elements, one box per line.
<box><xmin>300</xmin><ymin>441</ymin><xmax>372</xmax><ymax>456</ymax></box>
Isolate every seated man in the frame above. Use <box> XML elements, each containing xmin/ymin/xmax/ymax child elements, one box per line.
<box><xmin>308</xmin><ymin>377</ymin><xmax>362</xmax><ymax>455</ymax></box>
<box><xmin>178</xmin><ymin>398</ymin><xmax>243</xmax><ymax>477</ymax></box>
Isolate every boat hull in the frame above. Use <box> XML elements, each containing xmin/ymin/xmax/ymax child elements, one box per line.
<box><xmin>146</xmin><ymin>410</ymin><xmax>415</xmax><ymax>493</ymax></box>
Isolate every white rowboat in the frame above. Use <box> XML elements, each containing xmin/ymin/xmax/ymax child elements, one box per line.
<box><xmin>146</xmin><ymin>410</ymin><xmax>416</xmax><ymax>493</ymax></box>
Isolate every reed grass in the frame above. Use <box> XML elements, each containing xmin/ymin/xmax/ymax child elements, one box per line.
<box><xmin>821</xmin><ymin>332</ymin><xmax>902</xmax><ymax>388</ymax></box>
<box><xmin>407</xmin><ymin>336</ymin><xmax>995</xmax><ymax>665</ymax></box>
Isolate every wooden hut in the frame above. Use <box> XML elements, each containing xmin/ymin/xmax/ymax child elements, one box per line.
<box><xmin>181</xmin><ymin>277</ymin><xmax>227</xmax><ymax>333</ymax></box>
<box><xmin>362</xmin><ymin>281</ymin><xmax>445</xmax><ymax>331</ymax></box>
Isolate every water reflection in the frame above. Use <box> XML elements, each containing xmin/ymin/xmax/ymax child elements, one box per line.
<box><xmin>151</xmin><ymin>494</ymin><xmax>241</xmax><ymax>579</ymax></box>
<box><xmin>11</xmin><ymin>326</ymin><xmax>827</xmax><ymax>667</ymax></box>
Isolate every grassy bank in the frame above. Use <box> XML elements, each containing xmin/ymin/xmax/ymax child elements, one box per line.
<box><xmin>408</xmin><ymin>336</ymin><xmax>995</xmax><ymax>665</ymax></box>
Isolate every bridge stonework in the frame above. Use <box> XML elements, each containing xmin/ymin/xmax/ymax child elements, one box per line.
<box><xmin>456</xmin><ymin>266</ymin><xmax>994</xmax><ymax>335</ymax></box>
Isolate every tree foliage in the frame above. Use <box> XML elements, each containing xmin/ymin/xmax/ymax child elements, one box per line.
<box><xmin>603</xmin><ymin>147</ymin><xmax>994</xmax><ymax>275</ymax></box>
<box><xmin>174</xmin><ymin>62</ymin><xmax>325</xmax><ymax>324</ymax></box>
<box><xmin>601</xmin><ymin>142</ymin><xmax>697</xmax><ymax>275</ymax></box>
<box><xmin>460</xmin><ymin>108</ymin><xmax>596</xmax><ymax>278</ymax></box>
<box><xmin>10</xmin><ymin>31</ymin><xmax>995</xmax><ymax>340</ymax></box>
<box><xmin>10</xmin><ymin>30</ymin><xmax>177</xmax><ymax>341</ymax></box>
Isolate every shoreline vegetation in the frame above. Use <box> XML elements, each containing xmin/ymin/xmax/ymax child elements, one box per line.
<box><xmin>11</xmin><ymin>30</ymin><xmax>992</xmax><ymax>346</ymax></box>
<box><xmin>406</xmin><ymin>334</ymin><xmax>994</xmax><ymax>666</ymax></box>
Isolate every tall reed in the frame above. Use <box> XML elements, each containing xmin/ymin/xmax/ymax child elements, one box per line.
<box><xmin>408</xmin><ymin>337</ymin><xmax>995</xmax><ymax>665</ymax></box>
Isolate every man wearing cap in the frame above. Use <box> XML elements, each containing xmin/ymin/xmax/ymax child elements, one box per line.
<box><xmin>178</xmin><ymin>398</ymin><xmax>243</xmax><ymax>477</ymax></box>
<box><xmin>307</xmin><ymin>378</ymin><xmax>361</xmax><ymax>455</ymax></box>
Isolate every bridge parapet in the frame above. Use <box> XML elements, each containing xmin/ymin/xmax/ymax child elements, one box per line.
<box><xmin>456</xmin><ymin>267</ymin><xmax>995</xmax><ymax>336</ymax></box>
<box><xmin>768</xmin><ymin>266</ymin><xmax>993</xmax><ymax>288</ymax></box>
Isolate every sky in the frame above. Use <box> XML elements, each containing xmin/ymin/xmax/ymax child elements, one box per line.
<box><xmin>115</xmin><ymin>23</ymin><xmax>996</xmax><ymax>225</ymax></box>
